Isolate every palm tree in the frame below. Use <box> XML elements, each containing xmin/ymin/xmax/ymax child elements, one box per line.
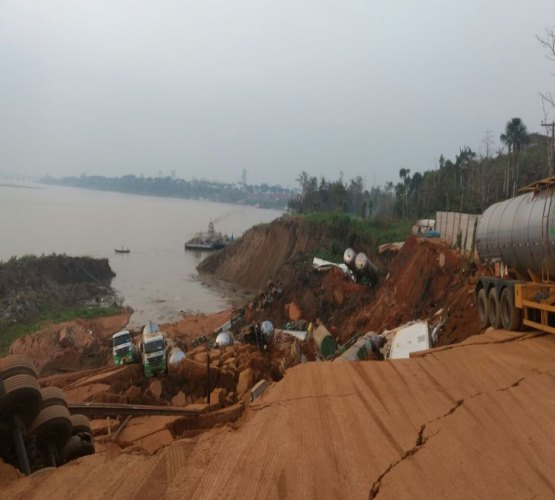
<box><xmin>500</xmin><ymin>118</ymin><xmax>529</xmax><ymax>196</ymax></box>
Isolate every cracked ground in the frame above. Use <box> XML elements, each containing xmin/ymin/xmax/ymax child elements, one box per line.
<box><xmin>3</xmin><ymin>328</ymin><xmax>555</xmax><ymax>499</ymax></box>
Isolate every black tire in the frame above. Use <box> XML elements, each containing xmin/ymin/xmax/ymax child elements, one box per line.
<box><xmin>40</xmin><ymin>387</ymin><xmax>67</xmax><ymax>409</ymax></box>
<box><xmin>0</xmin><ymin>355</ymin><xmax>37</xmax><ymax>379</ymax></box>
<box><xmin>477</xmin><ymin>288</ymin><xmax>489</xmax><ymax>329</ymax></box>
<box><xmin>61</xmin><ymin>434</ymin><xmax>95</xmax><ymax>462</ymax></box>
<box><xmin>0</xmin><ymin>374</ymin><xmax>42</xmax><ymax>427</ymax></box>
<box><xmin>501</xmin><ymin>287</ymin><xmax>522</xmax><ymax>331</ymax></box>
<box><xmin>28</xmin><ymin>404</ymin><xmax>72</xmax><ymax>449</ymax></box>
<box><xmin>487</xmin><ymin>288</ymin><xmax>502</xmax><ymax>329</ymax></box>
<box><xmin>70</xmin><ymin>414</ymin><xmax>91</xmax><ymax>435</ymax></box>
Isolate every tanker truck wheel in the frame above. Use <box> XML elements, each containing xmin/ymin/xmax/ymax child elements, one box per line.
<box><xmin>501</xmin><ymin>288</ymin><xmax>522</xmax><ymax>331</ymax></box>
<box><xmin>477</xmin><ymin>289</ymin><xmax>489</xmax><ymax>329</ymax></box>
<box><xmin>28</xmin><ymin>404</ymin><xmax>73</xmax><ymax>451</ymax></box>
<box><xmin>39</xmin><ymin>387</ymin><xmax>68</xmax><ymax>409</ymax></box>
<box><xmin>60</xmin><ymin>414</ymin><xmax>95</xmax><ymax>463</ymax></box>
<box><xmin>0</xmin><ymin>355</ymin><xmax>38</xmax><ymax>379</ymax></box>
<box><xmin>487</xmin><ymin>288</ymin><xmax>502</xmax><ymax>329</ymax></box>
<box><xmin>69</xmin><ymin>414</ymin><xmax>92</xmax><ymax>435</ymax></box>
<box><xmin>0</xmin><ymin>374</ymin><xmax>42</xmax><ymax>427</ymax></box>
<box><xmin>0</xmin><ymin>359</ymin><xmax>42</xmax><ymax>476</ymax></box>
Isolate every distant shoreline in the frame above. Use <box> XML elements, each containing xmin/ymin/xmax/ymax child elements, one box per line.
<box><xmin>0</xmin><ymin>182</ymin><xmax>42</xmax><ymax>190</ymax></box>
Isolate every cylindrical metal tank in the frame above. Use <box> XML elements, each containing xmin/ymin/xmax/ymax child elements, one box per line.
<box><xmin>475</xmin><ymin>189</ymin><xmax>555</xmax><ymax>279</ymax></box>
<box><xmin>313</xmin><ymin>325</ymin><xmax>338</xmax><ymax>359</ymax></box>
<box><xmin>168</xmin><ymin>348</ymin><xmax>186</xmax><ymax>367</ymax></box>
<box><xmin>260</xmin><ymin>321</ymin><xmax>274</xmax><ymax>344</ymax></box>
<box><xmin>354</xmin><ymin>252</ymin><xmax>379</xmax><ymax>279</ymax></box>
<box><xmin>343</xmin><ymin>248</ymin><xmax>357</xmax><ymax>268</ymax></box>
<box><xmin>215</xmin><ymin>332</ymin><xmax>233</xmax><ymax>348</ymax></box>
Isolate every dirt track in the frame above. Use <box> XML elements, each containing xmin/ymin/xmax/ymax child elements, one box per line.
<box><xmin>2</xmin><ymin>328</ymin><xmax>555</xmax><ymax>499</ymax></box>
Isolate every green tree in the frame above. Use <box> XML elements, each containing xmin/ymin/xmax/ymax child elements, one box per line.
<box><xmin>500</xmin><ymin>118</ymin><xmax>529</xmax><ymax>196</ymax></box>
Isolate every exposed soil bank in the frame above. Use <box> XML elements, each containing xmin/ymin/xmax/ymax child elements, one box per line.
<box><xmin>222</xmin><ymin>230</ymin><xmax>480</xmax><ymax>345</ymax></box>
<box><xmin>10</xmin><ymin>312</ymin><xmax>131</xmax><ymax>375</ymax></box>
<box><xmin>198</xmin><ymin>216</ymin><xmax>379</xmax><ymax>291</ymax></box>
<box><xmin>0</xmin><ymin>254</ymin><xmax>116</xmax><ymax>323</ymax></box>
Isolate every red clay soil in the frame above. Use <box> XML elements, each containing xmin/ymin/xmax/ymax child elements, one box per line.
<box><xmin>3</xmin><ymin>329</ymin><xmax>555</xmax><ymax>499</ymax></box>
<box><xmin>231</xmin><ymin>236</ymin><xmax>481</xmax><ymax>346</ymax></box>
<box><xmin>340</xmin><ymin>237</ymin><xmax>481</xmax><ymax>343</ymax></box>
<box><xmin>9</xmin><ymin>312</ymin><xmax>131</xmax><ymax>375</ymax></box>
<box><xmin>161</xmin><ymin>310</ymin><xmax>231</xmax><ymax>348</ymax></box>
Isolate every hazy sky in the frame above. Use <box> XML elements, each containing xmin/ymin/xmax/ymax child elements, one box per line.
<box><xmin>1</xmin><ymin>1</ymin><xmax>554</xmax><ymax>187</ymax></box>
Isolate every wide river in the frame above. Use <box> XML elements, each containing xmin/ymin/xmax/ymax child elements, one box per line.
<box><xmin>0</xmin><ymin>183</ymin><xmax>282</xmax><ymax>327</ymax></box>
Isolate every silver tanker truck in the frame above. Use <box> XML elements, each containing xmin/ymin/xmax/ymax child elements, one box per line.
<box><xmin>475</xmin><ymin>177</ymin><xmax>555</xmax><ymax>334</ymax></box>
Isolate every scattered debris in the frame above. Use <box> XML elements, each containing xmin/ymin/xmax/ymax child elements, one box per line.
<box><xmin>273</xmin><ymin>329</ymin><xmax>308</xmax><ymax>342</ymax></box>
<box><xmin>312</xmin><ymin>324</ymin><xmax>338</xmax><ymax>360</ymax></box>
<box><xmin>250</xmin><ymin>379</ymin><xmax>269</xmax><ymax>401</ymax></box>
<box><xmin>335</xmin><ymin>333</ymin><xmax>385</xmax><ymax>361</ymax></box>
<box><xmin>382</xmin><ymin>320</ymin><xmax>431</xmax><ymax>359</ymax></box>
<box><xmin>312</xmin><ymin>257</ymin><xmax>356</xmax><ymax>282</ymax></box>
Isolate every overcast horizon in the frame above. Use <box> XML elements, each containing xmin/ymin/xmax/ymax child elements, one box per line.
<box><xmin>1</xmin><ymin>1</ymin><xmax>554</xmax><ymax>189</ymax></box>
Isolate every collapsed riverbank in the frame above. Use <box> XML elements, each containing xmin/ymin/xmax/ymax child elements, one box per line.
<box><xmin>0</xmin><ymin>254</ymin><xmax>122</xmax><ymax>355</ymax></box>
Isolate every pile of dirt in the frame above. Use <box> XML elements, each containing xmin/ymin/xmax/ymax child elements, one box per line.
<box><xmin>198</xmin><ymin>216</ymin><xmax>379</xmax><ymax>291</ymax></box>
<box><xmin>0</xmin><ymin>254</ymin><xmax>116</xmax><ymax>323</ymax></box>
<box><xmin>339</xmin><ymin>236</ymin><xmax>481</xmax><ymax>343</ymax></box>
<box><xmin>232</xmin><ymin>262</ymin><xmax>374</xmax><ymax>344</ymax></box>
<box><xmin>225</xmin><ymin>236</ymin><xmax>480</xmax><ymax>347</ymax></box>
<box><xmin>199</xmin><ymin>214</ymin><xmax>481</xmax><ymax>347</ymax></box>
<box><xmin>32</xmin><ymin>337</ymin><xmax>298</xmax><ymax>455</ymax></box>
<box><xmin>161</xmin><ymin>310</ymin><xmax>231</xmax><ymax>348</ymax></box>
<box><xmin>10</xmin><ymin>312</ymin><xmax>130</xmax><ymax>375</ymax></box>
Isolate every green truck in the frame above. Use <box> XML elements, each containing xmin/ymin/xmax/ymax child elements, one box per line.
<box><xmin>139</xmin><ymin>322</ymin><xmax>168</xmax><ymax>377</ymax></box>
<box><xmin>111</xmin><ymin>330</ymin><xmax>139</xmax><ymax>366</ymax></box>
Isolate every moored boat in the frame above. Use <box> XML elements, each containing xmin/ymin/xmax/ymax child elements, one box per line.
<box><xmin>184</xmin><ymin>222</ymin><xmax>233</xmax><ymax>251</ymax></box>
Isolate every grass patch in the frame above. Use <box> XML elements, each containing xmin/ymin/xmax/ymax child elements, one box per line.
<box><xmin>300</xmin><ymin>212</ymin><xmax>412</xmax><ymax>251</ymax></box>
<box><xmin>0</xmin><ymin>304</ymin><xmax>124</xmax><ymax>356</ymax></box>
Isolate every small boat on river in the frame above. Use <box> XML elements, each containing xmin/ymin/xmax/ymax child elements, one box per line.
<box><xmin>185</xmin><ymin>222</ymin><xmax>233</xmax><ymax>251</ymax></box>
<box><xmin>114</xmin><ymin>247</ymin><xmax>131</xmax><ymax>254</ymax></box>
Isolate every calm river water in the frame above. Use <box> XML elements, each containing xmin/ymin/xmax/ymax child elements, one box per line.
<box><xmin>0</xmin><ymin>183</ymin><xmax>282</xmax><ymax>327</ymax></box>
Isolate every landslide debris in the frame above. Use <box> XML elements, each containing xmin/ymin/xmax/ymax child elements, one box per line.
<box><xmin>10</xmin><ymin>312</ymin><xmax>131</xmax><ymax>375</ymax></box>
<box><xmin>5</xmin><ymin>331</ymin><xmax>555</xmax><ymax>499</ymax></box>
<box><xmin>198</xmin><ymin>215</ymin><xmax>381</xmax><ymax>291</ymax></box>
<box><xmin>224</xmin><ymin>234</ymin><xmax>480</xmax><ymax>346</ymax></box>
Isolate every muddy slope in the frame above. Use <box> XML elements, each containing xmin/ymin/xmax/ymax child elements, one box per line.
<box><xmin>4</xmin><ymin>330</ymin><xmax>555</xmax><ymax>499</ymax></box>
<box><xmin>198</xmin><ymin>216</ymin><xmax>376</xmax><ymax>291</ymax></box>
<box><xmin>232</xmin><ymin>235</ymin><xmax>480</xmax><ymax>345</ymax></box>
<box><xmin>342</xmin><ymin>236</ymin><xmax>480</xmax><ymax>343</ymax></box>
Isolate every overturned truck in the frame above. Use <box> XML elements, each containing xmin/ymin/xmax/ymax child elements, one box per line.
<box><xmin>475</xmin><ymin>176</ymin><xmax>555</xmax><ymax>333</ymax></box>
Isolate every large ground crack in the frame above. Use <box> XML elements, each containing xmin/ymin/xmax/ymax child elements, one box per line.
<box><xmin>251</xmin><ymin>392</ymin><xmax>357</xmax><ymax>411</ymax></box>
<box><xmin>368</xmin><ymin>370</ymin><xmax>547</xmax><ymax>499</ymax></box>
